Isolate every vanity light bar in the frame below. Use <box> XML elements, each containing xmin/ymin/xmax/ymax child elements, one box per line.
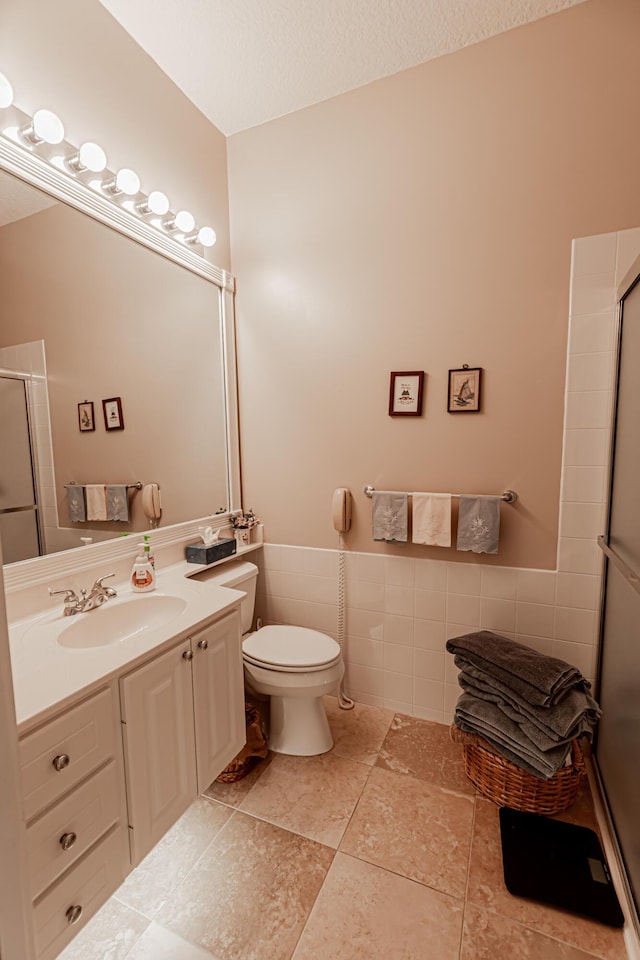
<box><xmin>0</xmin><ymin>70</ymin><xmax>216</xmax><ymax>250</ymax></box>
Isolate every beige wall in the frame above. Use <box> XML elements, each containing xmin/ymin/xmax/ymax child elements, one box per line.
<box><xmin>0</xmin><ymin>0</ymin><xmax>230</xmax><ymax>270</ymax></box>
<box><xmin>228</xmin><ymin>0</ymin><xmax>640</xmax><ymax>569</ymax></box>
<box><xmin>0</xmin><ymin>203</ymin><xmax>227</xmax><ymax>534</ymax></box>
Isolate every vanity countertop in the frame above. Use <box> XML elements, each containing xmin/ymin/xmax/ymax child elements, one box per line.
<box><xmin>8</xmin><ymin>561</ymin><xmax>244</xmax><ymax>732</ymax></box>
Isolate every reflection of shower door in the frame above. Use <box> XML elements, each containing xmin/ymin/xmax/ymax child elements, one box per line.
<box><xmin>595</xmin><ymin>266</ymin><xmax>640</xmax><ymax>934</ymax></box>
<box><xmin>0</xmin><ymin>376</ymin><xmax>41</xmax><ymax>563</ymax></box>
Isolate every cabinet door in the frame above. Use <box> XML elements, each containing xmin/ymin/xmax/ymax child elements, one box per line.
<box><xmin>191</xmin><ymin>610</ymin><xmax>245</xmax><ymax>793</ymax></box>
<box><xmin>120</xmin><ymin>639</ymin><xmax>197</xmax><ymax>864</ymax></box>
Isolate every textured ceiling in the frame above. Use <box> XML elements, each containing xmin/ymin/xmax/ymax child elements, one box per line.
<box><xmin>98</xmin><ymin>0</ymin><xmax>586</xmax><ymax>136</ymax></box>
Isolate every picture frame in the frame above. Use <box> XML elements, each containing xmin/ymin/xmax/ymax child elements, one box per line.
<box><xmin>77</xmin><ymin>401</ymin><xmax>95</xmax><ymax>432</ymax></box>
<box><xmin>102</xmin><ymin>396</ymin><xmax>124</xmax><ymax>431</ymax></box>
<box><xmin>448</xmin><ymin>365</ymin><xmax>481</xmax><ymax>413</ymax></box>
<box><xmin>389</xmin><ymin>371</ymin><xmax>424</xmax><ymax>417</ymax></box>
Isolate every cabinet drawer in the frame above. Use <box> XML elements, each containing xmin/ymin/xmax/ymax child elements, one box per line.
<box><xmin>33</xmin><ymin>824</ymin><xmax>126</xmax><ymax>960</ymax></box>
<box><xmin>20</xmin><ymin>688</ymin><xmax>116</xmax><ymax>821</ymax></box>
<box><xmin>27</xmin><ymin>760</ymin><xmax>120</xmax><ymax>899</ymax></box>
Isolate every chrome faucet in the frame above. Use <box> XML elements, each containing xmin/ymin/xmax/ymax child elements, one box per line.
<box><xmin>49</xmin><ymin>574</ymin><xmax>117</xmax><ymax>615</ymax></box>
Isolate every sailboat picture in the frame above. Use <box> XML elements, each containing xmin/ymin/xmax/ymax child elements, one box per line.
<box><xmin>448</xmin><ymin>366</ymin><xmax>482</xmax><ymax>412</ymax></box>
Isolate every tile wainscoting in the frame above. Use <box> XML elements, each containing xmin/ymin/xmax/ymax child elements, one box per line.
<box><xmin>256</xmin><ymin>224</ymin><xmax>640</xmax><ymax>725</ymax></box>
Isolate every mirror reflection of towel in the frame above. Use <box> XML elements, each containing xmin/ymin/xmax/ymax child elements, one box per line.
<box><xmin>66</xmin><ymin>485</ymin><xmax>86</xmax><ymax>522</ymax></box>
<box><xmin>456</xmin><ymin>495</ymin><xmax>500</xmax><ymax>554</ymax></box>
<box><xmin>372</xmin><ymin>493</ymin><xmax>408</xmax><ymax>542</ymax></box>
<box><xmin>85</xmin><ymin>484</ymin><xmax>108</xmax><ymax>521</ymax></box>
<box><xmin>107</xmin><ymin>485</ymin><xmax>129</xmax><ymax>522</ymax></box>
<box><xmin>412</xmin><ymin>493</ymin><xmax>451</xmax><ymax>547</ymax></box>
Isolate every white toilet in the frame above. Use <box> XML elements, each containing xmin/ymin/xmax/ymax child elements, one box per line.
<box><xmin>207</xmin><ymin>560</ymin><xmax>344</xmax><ymax>756</ymax></box>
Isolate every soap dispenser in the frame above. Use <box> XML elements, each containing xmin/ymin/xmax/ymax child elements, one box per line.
<box><xmin>131</xmin><ymin>543</ymin><xmax>156</xmax><ymax>593</ymax></box>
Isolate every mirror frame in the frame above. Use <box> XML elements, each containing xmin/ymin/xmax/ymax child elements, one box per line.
<box><xmin>0</xmin><ymin>134</ymin><xmax>242</xmax><ymax>588</ymax></box>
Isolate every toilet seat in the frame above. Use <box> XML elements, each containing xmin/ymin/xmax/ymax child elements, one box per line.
<box><xmin>242</xmin><ymin>625</ymin><xmax>341</xmax><ymax>673</ymax></box>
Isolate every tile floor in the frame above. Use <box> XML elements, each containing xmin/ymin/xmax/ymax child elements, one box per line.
<box><xmin>59</xmin><ymin>698</ymin><xmax>627</xmax><ymax>960</ymax></box>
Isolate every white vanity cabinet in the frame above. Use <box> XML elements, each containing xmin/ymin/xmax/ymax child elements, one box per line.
<box><xmin>120</xmin><ymin>608</ymin><xmax>245</xmax><ymax>864</ymax></box>
<box><xmin>18</xmin><ymin>684</ymin><xmax>129</xmax><ymax>960</ymax></box>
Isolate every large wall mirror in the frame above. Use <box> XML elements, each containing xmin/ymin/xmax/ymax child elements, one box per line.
<box><xmin>0</xmin><ymin>143</ymin><xmax>240</xmax><ymax>567</ymax></box>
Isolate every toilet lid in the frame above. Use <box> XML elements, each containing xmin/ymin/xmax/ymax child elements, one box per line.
<box><xmin>242</xmin><ymin>625</ymin><xmax>341</xmax><ymax>669</ymax></box>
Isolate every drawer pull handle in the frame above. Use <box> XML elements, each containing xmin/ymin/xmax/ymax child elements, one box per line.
<box><xmin>197</xmin><ymin>639</ymin><xmax>208</xmax><ymax>650</ymax></box>
<box><xmin>52</xmin><ymin>754</ymin><xmax>70</xmax><ymax>771</ymax></box>
<box><xmin>59</xmin><ymin>832</ymin><xmax>77</xmax><ymax>851</ymax></box>
<box><xmin>65</xmin><ymin>905</ymin><xmax>82</xmax><ymax>925</ymax></box>
<box><xmin>182</xmin><ymin>650</ymin><xmax>194</xmax><ymax>661</ymax></box>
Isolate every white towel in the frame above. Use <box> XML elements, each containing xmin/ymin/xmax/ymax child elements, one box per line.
<box><xmin>412</xmin><ymin>493</ymin><xmax>451</xmax><ymax>547</ymax></box>
<box><xmin>85</xmin><ymin>484</ymin><xmax>107</xmax><ymax>521</ymax></box>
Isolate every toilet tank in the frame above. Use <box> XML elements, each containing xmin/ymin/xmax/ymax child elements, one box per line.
<box><xmin>190</xmin><ymin>560</ymin><xmax>258</xmax><ymax>634</ymax></box>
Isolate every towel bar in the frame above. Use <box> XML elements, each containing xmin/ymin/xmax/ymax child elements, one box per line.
<box><xmin>364</xmin><ymin>485</ymin><xmax>517</xmax><ymax>503</ymax></box>
<box><xmin>65</xmin><ymin>481</ymin><xmax>143</xmax><ymax>490</ymax></box>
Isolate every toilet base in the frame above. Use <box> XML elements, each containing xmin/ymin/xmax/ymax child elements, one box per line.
<box><xmin>269</xmin><ymin>694</ymin><xmax>333</xmax><ymax>756</ymax></box>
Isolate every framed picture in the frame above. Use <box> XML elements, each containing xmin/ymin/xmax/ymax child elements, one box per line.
<box><xmin>448</xmin><ymin>365</ymin><xmax>481</xmax><ymax>413</ymax></box>
<box><xmin>77</xmin><ymin>401</ymin><xmax>95</xmax><ymax>432</ymax></box>
<box><xmin>102</xmin><ymin>396</ymin><xmax>124</xmax><ymax>431</ymax></box>
<box><xmin>389</xmin><ymin>371</ymin><xmax>424</xmax><ymax>416</ymax></box>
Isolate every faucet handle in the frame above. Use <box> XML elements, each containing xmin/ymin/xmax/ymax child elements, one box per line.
<box><xmin>92</xmin><ymin>573</ymin><xmax>117</xmax><ymax>596</ymax></box>
<box><xmin>48</xmin><ymin>587</ymin><xmax>79</xmax><ymax>602</ymax></box>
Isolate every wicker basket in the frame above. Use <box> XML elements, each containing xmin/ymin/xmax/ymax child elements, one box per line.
<box><xmin>460</xmin><ymin>735</ymin><xmax>585</xmax><ymax>815</ymax></box>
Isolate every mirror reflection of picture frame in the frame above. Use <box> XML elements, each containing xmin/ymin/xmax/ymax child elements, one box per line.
<box><xmin>103</xmin><ymin>396</ymin><xmax>124</xmax><ymax>431</ymax></box>
<box><xmin>78</xmin><ymin>401</ymin><xmax>95</xmax><ymax>432</ymax></box>
<box><xmin>448</xmin><ymin>365</ymin><xmax>482</xmax><ymax>413</ymax></box>
<box><xmin>389</xmin><ymin>371</ymin><xmax>424</xmax><ymax>417</ymax></box>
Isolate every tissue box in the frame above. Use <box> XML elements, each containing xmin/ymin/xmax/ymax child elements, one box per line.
<box><xmin>186</xmin><ymin>537</ymin><xmax>236</xmax><ymax>565</ymax></box>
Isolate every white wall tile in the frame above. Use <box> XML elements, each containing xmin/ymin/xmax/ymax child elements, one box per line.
<box><xmin>413</xmin><ymin>617</ymin><xmax>447</xmax><ymax>651</ymax></box>
<box><xmin>384</xmin><ymin>584</ymin><xmax>414</xmax><ymax>617</ymax></box>
<box><xmin>480</xmin><ymin>597</ymin><xmax>516</xmax><ymax>634</ymax></box>
<box><xmin>517</xmin><ymin>570</ymin><xmax>557</xmax><ymax>605</ymax></box>
<box><xmin>446</xmin><ymin>593</ymin><xmax>480</xmax><ymax>626</ymax></box>
<box><xmin>413</xmin><ymin>677</ymin><xmax>444</xmax><ymax>711</ymax></box>
<box><xmin>572</xmin><ymin>233</ymin><xmax>617</xmax><ymax>280</ymax></box>
<box><xmin>414</xmin><ymin>648</ymin><xmax>445</xmax><ymax>682</ymax></box>
<box><xmin>347</xmin><ymin>635</ymin><xmax>384</xmax><ymax>669</ymax></box>
<box><xmin>569</xmin><ymin>311</ymin><xmax>616</xmax><ymax>356</ymax></box>
<box><xmin>554</xmin><ymin>605</ymin><xmax>599</xmax><ymax>646</ymax></box>
<box><xmin>561</xmin><ymin>466</ymin><xmax>607</xmax><ymax>503</ymax></box>
<box><xmin>384</xmin><ymin>556</ymin><xmax>415</xmax><ymax>587</ymax></box>
<box><xmin>383</xmin><ymin>644</ymin><xmax>413</xmax><ymax>675</ymax></box>
<box><xmin>555</xmin><ymin>572</ymin><xmax>600</xmax><ymax>610</ymax></box>
<box><xmin>414</xmin><ymin>589</ymin><xmax>446</xmax><ymax>622</ymax></box>
<box><xmin>557</xmin><ymin>538</ymin><xmax>603</xmax><ymax>576</ymax></box>
<box><xmin>383</xmin><ymin>671</ymin><xmax>412</xmax><ymax>704</ymax></box>
<box><xmin>412</xmin><ymin>705</ymin><xmax>444</xmax><ymax>724</ymax></box>
<box><xmin>346</xmin><ymin>608</ymin><xmax>384</xmax><ymax>640</ymax></box>
<box><xmin>481</xmin><ymin>566</ymin><xmax>518</xmax><ymax>600</ymax></box>
<box><xmin>384</xmin><ymin>698</ymin><xmax>413</xmax><ymax>716</ymax></box>
<box><xmin>414</xmin><ymin>559</ymin><xmax>447</xmax><ymax>591</ymax></box>
<box><xmin>563</xmin><ymin>429</ymin><xmax>609</xmax><ymax>467</ymax></box>
<box><xmin>350</xmin><ymin>579</ymin><xmax>385</xmax><ymax>612</ymax></box>
<box><xmin>384</xmin><ymin>614</ymin><xmax>414</xmax><ymax>645</ymax></box>
<box><xmin>347</xmin><ymin>663</ymin><xmax>384</xmax><ymax>697</ymax></box>
<box><xmin>515</xmin><ymin>634</ymin><xmax>553</xmax><ymax>656</ymax></box>
<box><xmin>558</xmin><ymin>501</ymin><xmax>605</xmax><ymax>540</ymax></box>
<box><xmin>552</xmin><ymin>640</ymin><xmax>596</xmax><ymax>677</ymax></box>
<box><xmin>566</xmin><ymin>352</ymin><xmax>613</xmax><ymax>393</ymax></box>
<box><xmin>347</xmin><ymin>690</ymin><xmax>384</xmax><ymax>709</ymax></box>
<box><xmin>447</xmin><ymin>562</ymin><xmax>482</xmax><ymax>595</ymax></box>
<box><xmin>515</xmin><ymin>602</ymin><xmax>555</xmax><ymax>639</ymax></box>
<box><xmin>570</xmin><ymin>273</ymin><xmax>616</xmax><ymax>315</ymax></box>
<box><xmin>565</xmin><ymin>391</ymin><xmax>611</xmax><ymax>430</ymax></box>
<box><xmin>355</xmin><ymin>553</ymin><xmax>385</xmax><ymax>583</ymax></box>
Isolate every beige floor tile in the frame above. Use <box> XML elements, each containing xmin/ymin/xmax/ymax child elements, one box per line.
<box><xmin>238</xmin><ymin>751</ymin><xmax>371</xmax><ymax>847</ymax></box>
<box><xmin>340</xmin><ymin>765</ymin><xmax>474</xmax><ymax>899</ymax></box>
<box><xmin>461</xmin><ymin>902</ymin><xmax>606</xmax><ymax>960</ymax></box>
<box><xmin>203</xmin><ymin>753</ymin><xmax>273</xmax><ymax>807</ymax></box>
<box><xmin>158</xmin><ymin>810</ymin><xmax>334</xmax><ymax>960</ymax></box>
<box><xmin>466</xmin><ymin>799</ymin><xmax>627</xmax><ymax>960</ymax></box>
<box><xmin>114</xmin><ymin>797</ymin><xmax>233</xmax><ymax>918</ymax></box>
<box><xmin>377</xmin><ymin>713</ymin><xmax>476</xmax><ymax>795</ymax></box>
<box><xmin>324</xmin><ymin>695</ymin><xmax>394</xmax><ymax>765</ymax></box>
<box><xmin>57</xmin><ymin>896</ymin><xmax>150</xmax><ymax>960</ymax></box>
<box><xmin>292</xmin><ymin>852</ymin><xmax>464</xmax><ymax>960</ymax></box>
<box><xmin>126</xmin><ymin>921</ymin><xmax>216</xmax><ymax>959</ymax></box>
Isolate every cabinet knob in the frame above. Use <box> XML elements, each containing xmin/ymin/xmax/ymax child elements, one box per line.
<box><xmin>59</xmin><ymin>831</ymin><xmax>77</xmax><ymax>851</ymax></box>
<box><xmin>52</xmin><ymin>754</ymin><xmax>70</xmax><ymax>771</ymax></box>
<box><xmin>65</xmin><ymin>904</ymin><xmax>82</xmax><ymax>925</ymax></box>
<box><xmin>182</xmin><ymin>650</ymin><xmax>194</xmax><ymax>661</ymax></box>
<box><xmin>197</xmin><ymin>639</ymin><xmax>208</xmax><ymax>651</ymax></box>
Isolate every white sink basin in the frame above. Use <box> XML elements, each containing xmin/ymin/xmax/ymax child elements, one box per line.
<box><xmin>57</xmin><ymin>594</ymin><xmax>188</xmax><ymax>649</ymax></box>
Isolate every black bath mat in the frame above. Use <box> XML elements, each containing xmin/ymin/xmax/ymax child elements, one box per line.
<box><xmin>499</xmin><ymin>806</ymin><xmax>624</xmax><ymax>927</ymax></box>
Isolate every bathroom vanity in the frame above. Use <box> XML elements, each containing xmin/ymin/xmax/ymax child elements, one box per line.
<box><xmin>9</xmin><ymin>564</ymin><xmax>246</xmax><ymax>960</ymax></box>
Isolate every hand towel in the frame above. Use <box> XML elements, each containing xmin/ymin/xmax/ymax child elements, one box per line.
<box><xmin>456</xmin><ymin>495</ymin><xmax>500</xmax><ymax>554</ymax></box>
<box><xmin>66</xmin><ymin>485</ymin><xmax>86</xmax><ymax>522</ymax></box>
<box><xmin>106</xmin><ymin>485</ymin><xmax>129</xmax><ymax>522</ymax></box>
<box><xmin>412</xmin><ymin>493</ymin><xmax>451</xmax><ymax>546</ymax></box>
<box><xmin>85</xmin><ymin>484</ymin><xmax>108</xmax><ymax>521</ymax></box>
<box><xmin>446</xmin><ymin>630</ymin><xmax>589</xmax><ymax>707</ymax></box>
<box><xmin>372</xmin><ymin>492</ymin><xmax>408</xmax><ymax>543</ymax></box>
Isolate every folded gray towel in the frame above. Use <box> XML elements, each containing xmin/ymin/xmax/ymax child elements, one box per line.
<box><xmin>106</xmin><ymin>485</ymin><xmax>129</xmax><ymax>522</ymax></box>
<box><xmin>456</xmin><ymin>495</ymin><xmax>500</xmax><ymax>554</ymax></box>
<box><xmin>66</xmin><ymin>485</ymin><xmax>86</xmax><ymax>522</ymax></box>
<box><xmin>454</xmin><ymin>693</ymin><xmax>572</xmax><ymax>779</ymax></box>
<box><xmin>446</xmin><ymin>630</ymin><xmax>589</xmax><ymax>707</ymax></box>
<box><xmin>372</xmin><ymin>492</ymin><xmax>408</xmax><ymax>543</ymax></box>
<box><xmin>457</xmin><ymin>663</ymin><xmax>600</xmax><ymax>743</ymax></box>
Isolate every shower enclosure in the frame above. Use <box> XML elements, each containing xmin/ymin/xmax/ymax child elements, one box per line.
<box><xmin>0</xmin><ymin>375</ymin><xmax>41</xmax><ymax>563</ymax></box>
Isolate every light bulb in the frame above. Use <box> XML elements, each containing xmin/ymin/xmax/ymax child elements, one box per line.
<box><xmin>23</xmin><ymin>108</ymin><xmax>65</xmax><ymax>145</ymax></box>
<box><xmin>174</xmin><ymin>210</ymin><xmax>195</xmax><ymax>233</ymax></box>
<box><xmin>147</xmin><ymin>190</ymin><xmax>170</xmax><ymax>215</ymax></box>
<box><xmin>0</xmin><ymin>72</ymin><xmax>13</xmax><ymax>109</ymax></box>
<box><xmin>198</xmin><ymin>226</ymin><xmax>216</xmax><ymax>247</ymax></box>
<box><xmin>115</xmin><ymin>168</ymin><xmax>140</xmax><ymax>195</ymax></box>
<box><xmin>68</xmin><ymin>141</ymin><xmax>107</xmax><ymax>173</ymax></box>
